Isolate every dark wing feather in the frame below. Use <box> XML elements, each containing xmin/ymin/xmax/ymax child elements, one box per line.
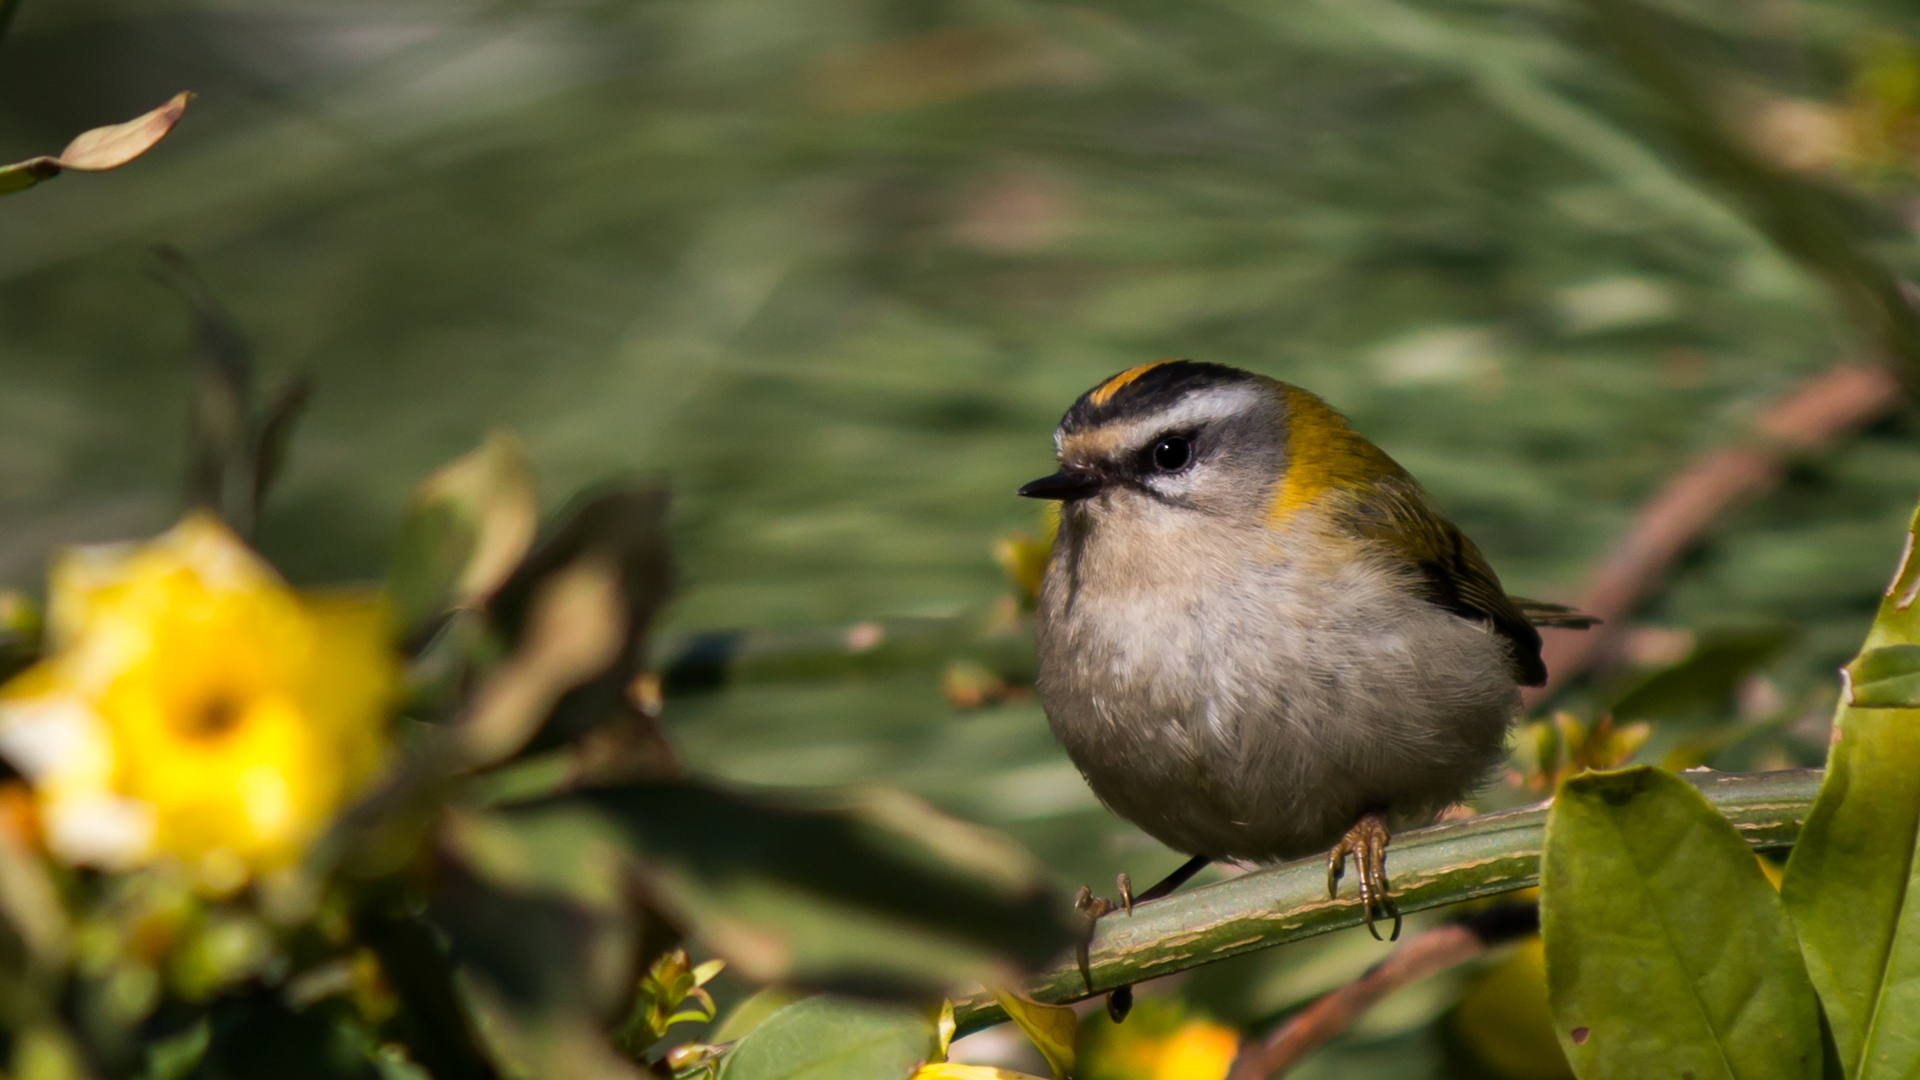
<box><xmin>1339</xmin><ymin>478</ymin><xmax>1550</xmax><ymax>687</ymax></box>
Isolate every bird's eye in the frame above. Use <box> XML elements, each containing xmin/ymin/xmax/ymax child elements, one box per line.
<box><xmin>1152</xmin><ymin>436</ymin><xmax>1192</xmax><ymax>472</ymax></box>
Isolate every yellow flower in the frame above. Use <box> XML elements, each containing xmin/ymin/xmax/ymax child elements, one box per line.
<box><xmin>0</xmin><ymin>515</ymin><xmax>397</xmax><ymax>876</ymax></box>
<box><xmin>913</xmin><ymin>1066</ymin><xmax>1047</xmax><ymax>1080</ymax></box>
<box><xmin>1082</xmin><ymin>1003</ymin><xmax>1239</xmax><ymax>1080</ymax></box>
<box><xmin>1150</xmin><ymin>1022</ymin><xmax>1239</xmax><ymax>1080</ymax></box>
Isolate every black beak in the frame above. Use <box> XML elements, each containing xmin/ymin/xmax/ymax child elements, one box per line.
<box><xmin>1018</xmin><ymin>470</ymin><xmax>1103</xmax><ymax>501</ymax></box>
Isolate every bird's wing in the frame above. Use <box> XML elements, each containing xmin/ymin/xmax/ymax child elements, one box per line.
<box><xmin>1337</xmin><ymin>477</ymin><xmax>1549</xmax><ymax>687</ymax></box>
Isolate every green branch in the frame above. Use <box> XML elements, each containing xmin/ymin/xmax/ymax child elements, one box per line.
<box><xmin>954</xmin><ymin>768</ymin><xmax>1819</xmax><ymax>1034</ymax></box>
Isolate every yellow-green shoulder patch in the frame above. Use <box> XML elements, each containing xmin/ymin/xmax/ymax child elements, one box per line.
<box><xmin>1088</xmin><ymin>360</ymin><xmax>1174</xmax><ymax>407</ymax></box>
<box><xmin>1269</xmin><ymin>386</ymin><xmax>1403</xmax><ymax>521</ymax></box>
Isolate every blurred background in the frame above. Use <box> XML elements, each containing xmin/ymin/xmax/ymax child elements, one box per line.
<box><xmin>4</xmin><ymin>0</ymin><xmax>1920</xmax><ymax>1075</ymax></box>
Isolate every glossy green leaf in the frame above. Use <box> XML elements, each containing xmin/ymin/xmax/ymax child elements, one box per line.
<box><xmin>1783</xmin><ymin>505</ymin><xmax>1920</xmax><ymax>1078</ymax></box>
<box><xmin>1542</xmin><ymin>766</ymin><xmax>1819</xmax><ymax>1080</ymax></box>
<box><xmin>1845</xmin><ymin>644</ymin><xmax>1920</xmax><ymax>709</ymax></box>
<box><xmin>716</xmin><ymin>996</ymin><xmax>936</xmax><ymax>1080</ymax></box>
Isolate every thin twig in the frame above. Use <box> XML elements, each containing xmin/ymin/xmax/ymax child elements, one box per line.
<box><xmin>1224</xmin><ymin>923</ymin><xmax>1484</xmax><ymax>1080</ymax></box>
<box><xmin>1224</xmin><ymin>903</ymin><xmax>1541</xmax><ymax>1079</ymax></box>
<box><xmin>1529</xmin><ymin>362</ymin><xmax>1903</xmax><ymax>702</ymax></box>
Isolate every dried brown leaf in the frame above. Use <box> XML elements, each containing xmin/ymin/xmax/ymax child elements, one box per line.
<box><xmin>0</xmin><ymin>92</ymin><xmax>192</xmax><ymax>195</ymax></box>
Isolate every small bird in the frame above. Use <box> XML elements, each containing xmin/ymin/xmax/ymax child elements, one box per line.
<box><xmin>1019</xmin><ymin>361</ymin><xmax>1588</xmax><ymax>999</ymax></box>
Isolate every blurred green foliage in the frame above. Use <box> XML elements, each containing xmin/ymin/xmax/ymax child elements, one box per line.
<box><xmin>8</xmin><ymin>0</ymin><xmax>1920</xmax><ymax>1075</ymax></box>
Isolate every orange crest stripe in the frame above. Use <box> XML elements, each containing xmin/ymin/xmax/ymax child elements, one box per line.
<box><xmin>1088</xmin><ymin>360</ymin><xmax>1175</xmax><ymax>407</ymax></box>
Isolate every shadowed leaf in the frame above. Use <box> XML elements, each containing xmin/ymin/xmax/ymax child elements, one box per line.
<box><xmin>1542</xmin><ymin>766</ymin><xmax>1819</xmax><ymax>1079</ymax></box>
<box><xmin>428</xmin><ymin>832</ymin><xmax>645</xmax><ymax>1080</ymax></box>
<box><xmin>503</xmin><ymin>780</ymin><xmax>1076</xmax><ymax>996</ymax></box>
<box><xmin>716</xmin><ymin>996</ymin><xmax>936</xmax><ymax>1080</ymax></box>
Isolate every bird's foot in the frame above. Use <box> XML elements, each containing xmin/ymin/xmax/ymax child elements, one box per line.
<box><xmin>1072</xmin><ymin>877</ymin><xmax>1138</xmax><ymax>1022</ymax></box>
<box><xmin>1326</xmin><ymin>811</ymin><xmax>1401</xmax><ymax>942</ymax></box>
<box><xmin>1073</xmin><ymin>857</ymin><xmax>1212</xmax><ymax>1023</ymax></box>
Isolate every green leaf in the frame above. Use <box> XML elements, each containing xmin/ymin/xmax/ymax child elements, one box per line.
<box><xmin>716</xmin><ymin>997</ymin><xmax>936</xmax><ymax>1080</ymax></box>
<box><xmin>1542</xmin><ymin>766</ymin><xmax>1819</xmax><ymax>1080</ymax></box>
<box><xmin>506</xmin><ymin>780</ymin><xmax>1078</xmax><ymax>996</ymax></box>
<box><xmin>427</xmin><ymin>841</ymin><xmax>649</xmax><ymax>1080</ymax></box>
<box><xmin>388</xmin><ymin>431</ymin><xmax>539</xmax><ymax>634</ymax></box>
<box><xmin>1845</xmin><ymin>645</ymin><xmax>1920</xmax><ymax>709</ymax></box>
<box><xmin>987</xmin><ymin>989</ymin><xmax>1074</xmax><ymax>1080</ymax></box>
<box><xmin>1783</xmin><ymin>504</ymin><xmax>1920</xmax><ymax>1078</ymax></box>
<box><xmin>711</xmin><ymin>987</ymin><xmax>804</xmax><ymax>1044</ymax></box>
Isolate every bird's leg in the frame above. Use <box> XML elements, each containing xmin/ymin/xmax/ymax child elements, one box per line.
<box><xmin>1072</xmin><ymin>884</ymin><xmax>1119</xmax><ymax>993</ymax></box>
<box><xmin>1326</xmin><ymin>811</ymin><xmax>1401</xmax><ymax>942</ymax></box>
<box><xmin>1130</xmin><ymin>854</ymin><xmax>1211</xmax><ymax>907</ymax></box>
<box><xmin>1073</xmin><ymin>855</ymin><xmax>1213</xmax><ymax>1022</ymax></box>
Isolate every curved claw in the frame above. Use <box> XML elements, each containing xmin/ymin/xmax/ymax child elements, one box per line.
<box><xmin>1074</xmin><ymin>859</ymin><xmax>1209</xmax><ymax>1024</ymax></box>
<box><xmin>1328</xmin><ymin>811</ymin><xmax>1401</xmax><ymax>941</ymax></box>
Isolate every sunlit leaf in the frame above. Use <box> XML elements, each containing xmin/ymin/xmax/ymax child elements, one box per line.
<box><xmin>1783</xmin><ymin>503</ymin><xmax>1920</xmax><ymax>1078</ymax></box>
<box><xmin>987</xmin><ymin>989</ymin><xmax>1073</xmax><ymax>1080</ymax></box>
<box><xmin>616</xmin><ymin>949</ymin><xmax>724</xmax><ymax>1055</ymax></box>
<box><xmin>458</xmin><ymin>556</ymin><xmax>626</xmax><ymax>767</ymax></box>
<box><xmin>1542</xmin><ymin>766</ymin><xmax>1819</xmax><ymax>1079</ymax></box>
<box><xmin>484</xmin><ymin>486</ymin><xmax>676</xmax><ymax>769</ymax></box>
<box><xmin>389</xmin><ymin>431</ymin><xmax>539</xmax><ymax>634</ymax></box>
<box><xmin>715</xmin><ymin>996</ymin><xmax>937</xmax><ymax>1080</ymax></box>
<box><xmin>1844</xmin><ymin>644</ymin><xmax>1920</xmax><ymax>708</ymax></box>
<box><xmin>0</xmin><ymin>93</ymin><xmax>191</xmax><ymax>196</ymax></box>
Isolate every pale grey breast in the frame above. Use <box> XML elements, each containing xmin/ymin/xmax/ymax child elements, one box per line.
<box><xmin>1035</xmin><ymin>502</ymin><xmax>1519</xmax><ymax>863</ymax></box>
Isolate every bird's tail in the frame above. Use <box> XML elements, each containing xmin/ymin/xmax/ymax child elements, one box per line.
<box><xmin>1513</xmin><ymin>597</ymin><xmax>1601</xmax><ymax>630</ymax></box>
